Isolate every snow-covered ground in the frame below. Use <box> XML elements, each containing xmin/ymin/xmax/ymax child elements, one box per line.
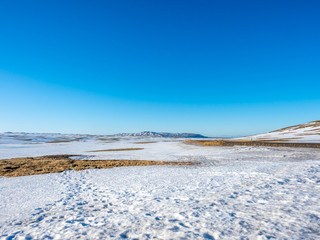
<box><xmin>1</xmin><ymin>133</ymin><xmax>320</xmax><ymax>239</ymax></box>
<box><xmin>236</xmin><ymin>120</ymin><xmax>320</xmax><ymax>143</ymax></box>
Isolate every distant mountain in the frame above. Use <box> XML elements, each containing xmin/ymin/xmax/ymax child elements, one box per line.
<box><xmin>116</xmin><ymin>131</ymin><xmax>208</xmax><ymax>138</ymax></box>
<box><xmin>236</xmin><ymin>120</ymin><xmax>320</xmax><ymax>143</ymax></box>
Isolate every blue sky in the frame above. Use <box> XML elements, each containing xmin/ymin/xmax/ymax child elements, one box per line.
<box><xmin>0</xmin><ymin>0</ymin><xmax>319</xmax><ymax>136</ymax></box>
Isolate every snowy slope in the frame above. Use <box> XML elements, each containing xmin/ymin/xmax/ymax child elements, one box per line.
<box><xmin>236</xmin><ymin>120</ymin><xmax>320</xmax><ymax>143</ymax></box>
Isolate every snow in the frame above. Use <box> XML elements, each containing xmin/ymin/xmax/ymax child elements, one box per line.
<box><xmin>236</xmin><ymin>121</ymin><xmax>320</xmax><ymax>143</ymax></box>
<box><xmin>1</xmin><ymin>134</ymin><xmax>320</xmax><ymax>239</ymax></box>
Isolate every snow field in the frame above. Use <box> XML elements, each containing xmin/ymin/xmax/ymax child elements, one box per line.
<box><xmin>1</xmin><ymin>162</ymin><xmax>320</xmax><ymax>239</ymax></box>
<box><xmin>0</xmin><ymin>137</ymin><xmax>320</xmax><ymax>239</ymax></box>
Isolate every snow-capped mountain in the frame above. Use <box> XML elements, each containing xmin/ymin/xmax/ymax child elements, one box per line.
<box><xmin>236</xmin><ymin>120</ymin><xmax>320</xmax><ymax>143</ymax></box>
<box><xmin>0</xmin><ymin>131</ymin><xmax>208</xmax><ymax>144</ymax></box>
<box><xmin>116</xmin><ymin>131</ymin><xmax>207</xmax><ymax>138</ymax></box>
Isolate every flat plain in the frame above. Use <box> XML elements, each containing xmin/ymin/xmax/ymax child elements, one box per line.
<box><xmin>0</xmin><ymin>125</ymin><xmax>320</xmax><ymax>239</ymax></box>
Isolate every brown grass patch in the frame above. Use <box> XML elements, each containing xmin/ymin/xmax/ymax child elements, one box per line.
<box><xmin>47</xmin><ymin>137</ymin><xmax>86</xmax><ymax>143</ymax></box>
<box><xmin>297</xmin><ymin>133</ymin><xmax>320</xmax><ymax>136</ymax></box>
<box><xmin>253</xmin><ymin>138</ymin><xmax>301</xmax><ymax>142</ymax></box>
<box><xmin>134</xmin><ymin>141</ymin><xmax>158</xmax><ymax>144</ymax></box>
<box><xmin>97</xmin><ymin>137</ymin><xmax>120</xmax><ymax>141</ymax></box>
<box><xmin>185</xmin><ymin>140</ymin><xmax>320</xmax><ymax>148</ymax></box>
<box><xmin>89</xmin><ymin>148</ymin><xmax>144</xmax><ymax>152</ymax></box>
<box><xmin>47</xmin><ymin>140</ymin><xmax>73</xmax><ymax>143</ymax></box>
<box><xmin>0</xmin><ymin>155</ymin><xmax>197</xmax><ymax>177</ymax></box>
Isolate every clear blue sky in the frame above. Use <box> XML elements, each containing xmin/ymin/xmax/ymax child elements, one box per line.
<box><xmin>0</xmin><ymin>0</ymin><xmax>319</xmax><ymax>136</ymax></box>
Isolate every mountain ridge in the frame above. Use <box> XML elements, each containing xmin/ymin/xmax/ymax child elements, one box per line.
<box><xmin>115</xmin><ymin>131</ymin><xmax>208</xmax><ymax>138</ymax></box>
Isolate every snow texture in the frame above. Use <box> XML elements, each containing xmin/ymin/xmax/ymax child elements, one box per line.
<box><xmin>0</xmin><ymin>132</ymin><xmax>320</xmax><ymax>239</ymax></box>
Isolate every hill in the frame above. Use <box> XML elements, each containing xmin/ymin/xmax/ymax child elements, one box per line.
<box><xmin>236</xmin><ymin>120</ymin><xmax>320</xmax><ymax>143</ymax></box>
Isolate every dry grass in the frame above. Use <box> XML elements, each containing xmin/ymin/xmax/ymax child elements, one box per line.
<box><xmin>252</xmin><ymin>138</ymin><xmax>301</xmax><ymax>142</ymax></box>
<box><xmin>185</xmin><ymin>140</ymin><xmax>320</xmax><ymax>148</ymax></box>
<box><xmin>97</xmin><ymin>137</ymin><xmax>120</xmax><ymax>141</ymax></box>
<box><xmin>47</xmin><ymin>137</ymin><xmax>86</xmax><ymax>143</ymax></box>
<box><xmin>89</xmin><ymin>148</ymin><xmax>144</xmax><ymax>152</ymax></box>
<box><xmin>0</xmin><ymin>155</ymin><xmax>197</xmax><ymax>177</ymax></box>
<box><xmin>7</xmin><ymin>135</ymin><xmax>21</xmax><ymax>138</ymax></box>
<box><xmin>134</xmin><ymin>141</ymin><xmax>158</xmax><ymax>144</ymax></box>
<box><xmin>270</xmin><ymin>120</ymin><xmax>320</xmax><ymax>133</ymax></box>
<box><xmin>297</xmin><ymin>133</ymin><xmax>320</xmax><ymax>136</ymax></box>
<box><xmin>47</xmin><ymin>140</ymin><xmax>73</xmax><ymax>143</ymax></box>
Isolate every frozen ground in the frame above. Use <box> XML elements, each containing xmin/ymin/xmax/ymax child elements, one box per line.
<box><xmin>1</xmin><ymin>134</ymin><xmax>320</xmax><ymax>239</ymax></box>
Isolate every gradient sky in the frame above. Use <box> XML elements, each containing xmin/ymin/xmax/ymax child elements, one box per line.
<box><xmin>0</xmin><ymin>0</ymin><xmax>319</xmax><ymax>136</ymax></box>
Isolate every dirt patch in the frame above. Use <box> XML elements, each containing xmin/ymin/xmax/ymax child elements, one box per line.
<box><xmin>185</xmin><ymin>140</ymin><xmax>320</xmax><ymax>148</ymax></box>
<box><xmin>0</xmin><ymin>155</ymin><xmax>197</xmax><ymax>177</ymax></box>
<box><xmin>134</xmin><ymin>141</ymin><xmax>158</xmax><ymax>144</ymax></box>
